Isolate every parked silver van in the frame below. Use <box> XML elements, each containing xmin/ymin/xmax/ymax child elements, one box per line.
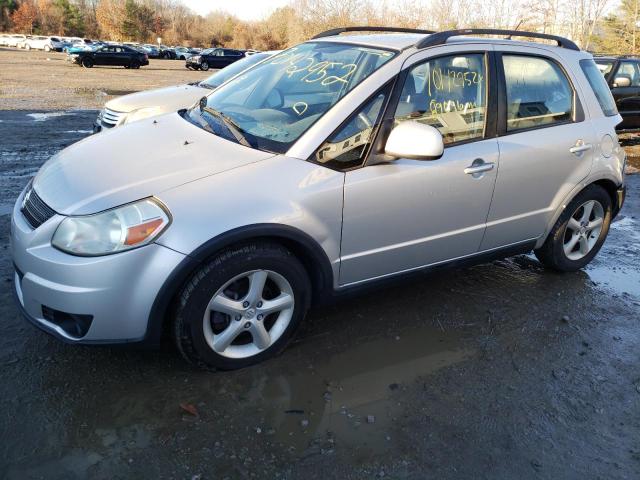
<box><xmin>12</xmin><ymin>28</ymin><xmax>626</xmax><ymax>370</ymax></box>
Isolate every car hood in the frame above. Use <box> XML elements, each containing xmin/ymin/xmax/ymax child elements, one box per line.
<box><xmin>105</xmin><ymin>84</ymin><xmax>209</xmax><ymax>114</ymax></box>
<box><xmin>33</xmin><ymin>112</ymin><xmax>275</xmax><ymax>215</ymax></box>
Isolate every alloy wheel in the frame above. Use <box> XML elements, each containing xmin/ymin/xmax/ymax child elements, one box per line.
<box><xmin>563</xmin><ymin>200</ymin><xmax>604</xmax><ymax>260</ymax></box>
<box><xmin>202</xmin><ymin>270</ymin><xmax>295</xmax><ymax>359</ymax></box>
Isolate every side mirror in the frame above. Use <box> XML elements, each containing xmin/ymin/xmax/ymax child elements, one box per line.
<box><xmin>384</xmin><ymin>121</ymin><xmax>444</xmax><ymax>160</ymax></box>
<box><xmin>613</xmin><ymin>76</ymin><xmax>632</xmax><ymax>88</ymax></box>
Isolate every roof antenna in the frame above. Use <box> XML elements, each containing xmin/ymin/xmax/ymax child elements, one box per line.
<box><xmin>507</xmin><ymin>20</ymin><xmax>524</xmax><ymax>40</ymax></box>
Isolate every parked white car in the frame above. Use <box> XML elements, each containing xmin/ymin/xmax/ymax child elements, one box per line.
<box><xmin>5</xmin><ymin>34</ymin><xmax>26</xmax><ymax>47</ymax></box>
<box><xmin>25</xmin><ymin>36</ymin><xmax>64</xmax><ymax>52</ymax></box>
<box><xmin>94</xmin><ymin>51</ymin><xmax>278</xmax><ymax>131</ymax></box>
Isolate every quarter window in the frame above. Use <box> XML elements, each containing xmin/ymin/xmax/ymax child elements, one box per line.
<box><xmin>314</xmin><ymin>86</ymin><xmax>390</xmax><ymax>170</ymax></box>
<box><xmin>503</xmin><ymin>55</ymin><xmax>573</xmax><ymax>132</ymax></box>
<box><xmin>394</xmin><ymin>53</ymin><xmax>487</xmax><ymax>144</ymax></box>
<box><xmin>580</xmin><ymin>59</ymin><xmax>618</xmax><ymax>117</ymax></box>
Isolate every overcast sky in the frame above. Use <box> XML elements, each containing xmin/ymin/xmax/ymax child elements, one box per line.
<box><xmin>184</xmin><ymin>0</ymin><xmax>291</xmax><ymax>20</ymax></box>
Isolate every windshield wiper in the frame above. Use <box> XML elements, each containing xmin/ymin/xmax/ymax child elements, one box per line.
<box><xmin>202</xmin><ymin>107</ymin><xmax>251</xmax><ymax>147</ymax></box>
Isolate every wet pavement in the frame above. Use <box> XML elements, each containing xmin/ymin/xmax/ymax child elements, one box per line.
<box><xmin>1</xmin><ymin>110</ymin><xmax>639</xmax><ymax>479</ymax></box>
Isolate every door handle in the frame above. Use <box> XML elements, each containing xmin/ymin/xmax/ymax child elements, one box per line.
<box><xmin>569</xmin><ymin>142</ymin><xmax>593</xmax><ymax>155</ymax></box>
<box><xmin>464</xmin><ymin>160</ymin><xmax>495</xmax><ymax>176</ymax></box>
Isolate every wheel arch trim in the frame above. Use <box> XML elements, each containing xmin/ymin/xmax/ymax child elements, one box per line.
<box><xmin>536</xmin><ymin>174</ymin><xmax>623</xmax><ymax>249</ymax></box>
<box><xmin>144</xmin><ymin>223</ymin><xmax>335</xmax><ymax>345</ymax></box>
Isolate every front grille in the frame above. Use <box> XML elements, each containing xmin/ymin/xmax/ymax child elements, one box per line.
<box><xmin>100</xmin><ymin>107</ymin><xmax>127</xmax><ymax>128</ymax></box>
<box><xmin>21</xmin><ymin>186</ymin><xmax>56</xmax><ymax>229</ymax></box>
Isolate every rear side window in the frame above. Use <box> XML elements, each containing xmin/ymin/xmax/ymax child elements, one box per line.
<box><xmin>503</xmin><ymin>55</ymin><xmax>573</xmax><ymax>132</ymax></box>
<box><xmin>580</xmin><ymin>59</ymin><xmax>618</xmax><ymax>117</ymax></box>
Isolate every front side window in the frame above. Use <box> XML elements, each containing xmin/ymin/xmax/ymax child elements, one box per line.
<box><xmin>393</xmin><ymin>53</ymin><xmax>487</xmax><ymax>144</ymax></box>
<box><xmin>187</xmin><ymin>42</ymin><xmax>396</xmax><ymax>154</ymax></box>
<box><xmin>503</xmin><ymin>55</ymin><xmax>573</xmax><ymax>132</ymax></box>
<box><xmin>580</xmin><ymin>59</ymin><xmax>618</xmax><ymax>117</ymax></box>
<box><xmin>614</xmin><ymin>61</ymin><xmax>640</xmax><ymax>87</ymax></box>
<box><xmin>314</xmin><ymin>86</ymin><xmax>390</xmax><ymax>170</ymax></box>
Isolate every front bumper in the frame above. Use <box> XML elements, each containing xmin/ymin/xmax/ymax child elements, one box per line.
<box><xmin>185</xmin><ymin>57</ymin><xmax>202</xmax><ymax>68</ymax></box>
<box><xmin>11</xmin><ymin>189</ymin><xmax>186</xmax><ymax>344</ymax></box>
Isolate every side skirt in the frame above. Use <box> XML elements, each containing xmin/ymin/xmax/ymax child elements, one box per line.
<box><xmin>325</xmin><ymin>239</ymin><xmax>537</xmax><ymax>303</ymax></box>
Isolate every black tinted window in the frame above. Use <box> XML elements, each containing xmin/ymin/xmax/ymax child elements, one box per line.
<box><xmin>580</xmin><ymin>59</ymin><xmax>618</xmax><ymax>117</ymax></box>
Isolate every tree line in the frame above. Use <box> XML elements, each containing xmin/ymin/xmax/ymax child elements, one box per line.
<box><xmin>0</xmin><ymin>0</ymin><xmax>638</xmax><ymax>54</ymax></box>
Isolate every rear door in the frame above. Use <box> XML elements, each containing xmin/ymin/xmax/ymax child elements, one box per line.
<box><xmin>481</xmin><ymin>47</ymin><xmax>596</xmax><ymax>250</ymax></box>
<box><xmin>608</xmin><ymin>59</ymin><xmax>640</xmax><ymax>129</ymax></box>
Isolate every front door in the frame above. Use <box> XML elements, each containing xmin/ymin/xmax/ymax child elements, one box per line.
<box><xmin>481</xmin><ymin>48</ymin><xmax>596</xmax><ymax>250</ymax></box>
<box><xmin>339</xmin><ymin>49</ymin><xmax>499</xmax><ymax>285</ymax></box>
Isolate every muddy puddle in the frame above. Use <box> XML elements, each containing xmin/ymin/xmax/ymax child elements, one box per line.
<box><xmin>206</xmin><ymin>326</ymin><xmax>472</xmax><ymax>454</ymax></box>
<box><xmin>586</xmin><ymin>215</ymin><xmax>640</xmax><ymax>299</ymax></box>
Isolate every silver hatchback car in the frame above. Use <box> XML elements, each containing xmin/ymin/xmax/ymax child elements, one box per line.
<box><xmin>12</xmin><ymin>28</ymin><xmax>626</xmax><ymax>370</ymax></box>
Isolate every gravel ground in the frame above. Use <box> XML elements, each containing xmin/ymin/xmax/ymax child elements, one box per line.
<box><xmin>0</xmin><ymin>50</ymin><xmax>639</xmax><ymax>479</ymax></box>
<box><xmin>0</xmin><ymin>47</ymin><xmax>210</xmax><ymax>110</ymax></box>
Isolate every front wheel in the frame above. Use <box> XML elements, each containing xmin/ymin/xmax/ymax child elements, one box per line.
<box><xmin>81</xmin><ymin>57</ymin><xmax>94</xmax><ymax>68</ymax></box>
<box><xmin>173</xmin><ymin>243</ymin><xmax>311</xmax><ymax>371</ymax></box>
<box><xmin>535</xmin><ymin>185</ymin><xmax>612</xmax><ymax>272</ymax></box>
<box><xmin>44</xmin><ymin>45</ymin><xmax>50</xmax><ymax>52</ymax></box>
<box><xmin>200</xmin><ymin>61</ymin><xmax>209</xmax><ymax>71</ymax></box>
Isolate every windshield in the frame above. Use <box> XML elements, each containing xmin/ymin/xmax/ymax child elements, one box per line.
<box><xmin>200</xmin><ymin>52</ymin><xmax>271</xmax><ymax>89</ymax></box>
<box><xmin>186</xmin><ymin>42</ymin><xmax>396</xmax><ymax>153</ymax></box>
<box><xmin>595</xmin><ymin>60</ymin><xmax>614</xmax><ymax>76</ymax></box>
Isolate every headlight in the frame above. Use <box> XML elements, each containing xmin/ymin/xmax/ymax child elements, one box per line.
<box><xmin>52</xmin><ymin>198</ymin><xmax>170</xmax><ymax>256</ymax></box>
<box><xmin>124</xmin><ymin>106</ymin><xmax>163</xmax><ymax>124</ymax></box>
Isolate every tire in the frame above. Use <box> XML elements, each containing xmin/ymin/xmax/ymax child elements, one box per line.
<box><xmin>44</xmin><ymin>45</ymin><xmax>50</xmax><ymax>52</ymax></box>
<box><xmin>534</xmin><ymin>184</ymin><xmax>612</xmax><ymax>272</ymax></box>
<box><xmin>173</xmin><ymin>243</ymin><xmax>312</xmax><ymax>371</ymax></box>
<box><xmin>200</xmin><ymin>61</ymin><xmax>209</xmax><ymax>71</ymax></box>
<box><xmin>81</xmin><ymin>57</ymin><xmax>94</xmax><ymax>68</ymax></box>
<box><xmin>25</xmin><ymin>44</ymin><xmax>31</xmax><ymax>51</ymax></box>
<box><xmin>130</xmin><ymin>61</ymin><xmax>140</xmax><ymax>69</ymax></box>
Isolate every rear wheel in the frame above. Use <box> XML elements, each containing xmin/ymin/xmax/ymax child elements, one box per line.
<box><xmin>534</xmin><ymin>185</ymin><xmax>612</xmax><ymax>272</ymax></box>
<box><xmin>200</xmin><ymin>61</ymin><xmax>210</xmax><ymax>71</ymax></box>
<box><xmin>81</xmin><ymin>57</ymin><xmax>94</xmax><ymax>68</ymax></box>
<box><xmin>173</xmin><ymin>243</ymin><xmax>311</xmax><ymax>371</ymax></box>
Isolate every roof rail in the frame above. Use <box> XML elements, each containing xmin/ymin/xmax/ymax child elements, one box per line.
<box><xmin>312</xmin><ymin>26</ymin><xmax>436</xmax><ymax>39</ymax></box>
<box><xmin>415</xmin><ymin>28</ymin><xmax>580</xmax><ymax>51</ymax></box>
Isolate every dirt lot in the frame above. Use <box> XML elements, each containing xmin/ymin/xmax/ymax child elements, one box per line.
<box><xmin>0</xmin><ymin>47</ymin><xmax>210</xmax><ymax>110</ymax></box>
<box><xmin>1</xmin><ymin>49</ymin><xmax>640</xmax><ymax>479</ymax></box>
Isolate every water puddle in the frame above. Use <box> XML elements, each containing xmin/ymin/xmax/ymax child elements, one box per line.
<box><xmin>0</xmin><ymin>204</ymin><xmax>13</xmax><ymax>216</ymax></box>
<box><xmin>27</xmin><ymin>111</ymin><xmax>73</xmax><ymax>122</ymax></box>
<box><xmin>586</xmin><ymin>215</ymin><xmax>640</xmax><ymax>299</ymax></box>
<box><xmin>196</xmin><ymin>326</ymin><xmax>474</xmax><ymax>454</ymax></box>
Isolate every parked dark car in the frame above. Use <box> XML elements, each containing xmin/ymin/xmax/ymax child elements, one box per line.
<box><xmin>158</xmin><ymin>45</ymin><xmax>176</xmax><ymax>59</ymax></box>
<box><xmin>595</xmin><ymin>55</ymin><xmax>640</xmax><ymax>131</ymax></box>
<box><xmin>71</xmin><ymin>45</ymin><xmax>149</xmax><ymax>69</ymax></box>
<box><xmin>185</xmin><ymin>48</ymin><xmax>246</xmax><ymax>71</ymax></box>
